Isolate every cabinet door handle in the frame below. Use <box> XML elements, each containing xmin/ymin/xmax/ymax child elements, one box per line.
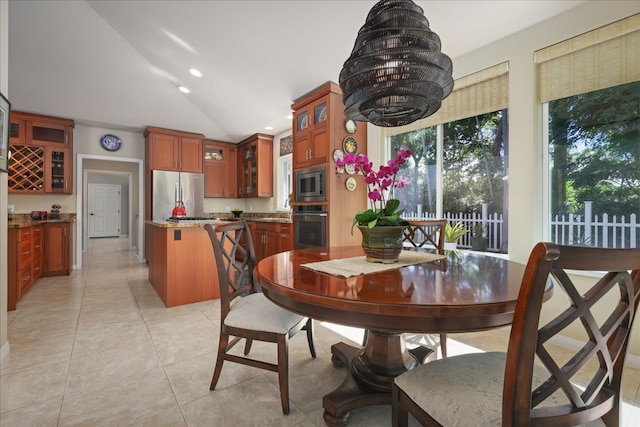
<box><xmin>23</xmin><ymin>250</ymin><xmax>31</xmax><ymax>255</ymax></box>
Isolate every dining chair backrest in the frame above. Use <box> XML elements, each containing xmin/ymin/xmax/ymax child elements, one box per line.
<box><xmin>403</xmin><ymin>219</ymin><xmax>447</xmax><ymax>254</ymax></box>
<box><xmin>505</xmin><ymin>243</ymin><xmax>640</xmax><ymax>426</ymax></box>
<box><xmin>205</xmin><ymin>220</ymin><xmax>257</xmax><ymax>317</ymax></box>
<box><xmin>392</xmin><ymin>243</ymin><xmax>640</xmax><ymax>426</ymax></box>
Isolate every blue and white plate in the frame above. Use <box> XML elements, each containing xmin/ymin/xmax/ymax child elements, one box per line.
<box><xmin>100</xmin><ymin>134</ymin><xmax>122</xmax><ymax>152</ymax></box>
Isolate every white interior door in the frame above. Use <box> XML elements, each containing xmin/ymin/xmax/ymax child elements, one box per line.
<box><xmin>88</xmin><ymin>183</ymin><xmax>121</xmax><ymax>238</ymax></box>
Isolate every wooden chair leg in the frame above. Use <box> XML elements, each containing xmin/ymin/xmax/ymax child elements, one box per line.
<box><xmin>439</xmin><ymin>333</ymin><xmax>447</xmax><ymax>358</ymax></box>
<box><xmin>304</xmin><ymin>318</ymin><xmax>316</xmax><ymax>358</ymax></box>
<box><xmin>392</xmin><ymin>383</ymin><xmax>409</xmax><ymax>427</ymax></box>
<box><xmin>243</xmin><ymin>338</ymin><xmax>253</xmax><ymax>355</ymax></box>
<box><xmin>277</xmin><ymin>335</ymin><xmax>290</xmax><ymax>414</ymax></box>
<box><xmin>211</xmin><ymin>333</ymin><xmax>229</xmax><ymax>390</ymax></box>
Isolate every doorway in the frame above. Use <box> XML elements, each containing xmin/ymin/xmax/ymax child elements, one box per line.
<box><xmin>88</xmin><ymin>183</ymin><xmax>122</xmax><ymax>238</ymax></box>
<box><xmin>76</xmin><ymin>154</ymin><xmax>144</xmax><ymax>269</ymax></box>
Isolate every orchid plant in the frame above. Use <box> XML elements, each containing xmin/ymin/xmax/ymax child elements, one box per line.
<box><xmin>336</xmin><ymin>149</ymin><xmax>412</xmax><ymax>234</ymax></box>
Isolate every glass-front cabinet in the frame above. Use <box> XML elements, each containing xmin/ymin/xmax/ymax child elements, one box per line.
<box><xmin>8</xmin><ymin>111</ymin><xmax>74</xmax><ymax>194</ymax></box>
<box><xmin>236</xmin><ymin>133</ymin><xmax>273</xmax><ymax>198</ymax></box>
<box><xmin>292</xmin><ymin>96</ymin><xmax>328</xmax><ymax>168</ymax></box>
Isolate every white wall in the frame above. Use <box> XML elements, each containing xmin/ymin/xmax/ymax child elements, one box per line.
<box><xmin>1</xmin><ymin>0</ymin><xmax>9</xmax><ymax>362</ymax></box>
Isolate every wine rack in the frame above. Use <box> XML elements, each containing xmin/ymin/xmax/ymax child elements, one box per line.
<box><xmin>8</xmin><ymin>145</ymin><xmax>45</xmax><ymax>192</ymax></box>
<box><xmin>8</xmin><ymin>111</ymin><xmax>74</xmax><ymax>194</ymax></box>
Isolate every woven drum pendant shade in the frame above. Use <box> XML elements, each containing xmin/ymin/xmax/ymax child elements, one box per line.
<box><xmin>339</xmin><ymin>0</ymin><xmax>454</xmax><ymax>127</ymax></box>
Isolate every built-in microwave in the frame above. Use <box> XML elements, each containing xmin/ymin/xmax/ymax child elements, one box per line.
<box><xmin>295</xmin><ymin>166</ymin><xmax>326</xmax><ymax>203</ymax></box>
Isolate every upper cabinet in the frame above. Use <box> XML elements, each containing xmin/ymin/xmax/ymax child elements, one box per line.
<box><xmin>292</xmin><ymin>82</ymin><xmax>360</xmax><ymax>171</ymax></box>
<box><xmin>292</xmin><ymin>93</ymin><xmax>330</xmax><ymax>168</ymax></box>
<box><xmin>204</xmin><ymin>139</ymin><xmax>237</xmax><ymax>198</ymax></box>
<box><xmin>144</xmin><ymin>126</ymin><xmax>204</xmax><ymax>173</ymax></box>
<box><xmin>237</xmin><ymin>133</ymin><xmax>273</xmax><ymax>198</ymax></box>
<box><xmin>8</xmin><ymin>111</ymin><xmax>74</xmax><ymax>194</ymax></box>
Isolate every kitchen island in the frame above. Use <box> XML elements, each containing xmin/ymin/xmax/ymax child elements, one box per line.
<box><xmin>145</xmin><ymin>215</ymin><xmax>293</xmax><ymax>307</ymax></box>
<box><xmin>146</xmin><ymin>220</ymin><xmax>224</xmax><ymax>307</ymax></box>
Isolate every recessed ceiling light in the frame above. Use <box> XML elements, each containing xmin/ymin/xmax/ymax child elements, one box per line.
<box><xmin>189</xmin><ymin>68</ymin><xmax>202</xmax><ymax>77</ymax></box>
<box><xmin>265</xmin><ymin>126</ymin><xmax>274</xmax><ymax>130</ymax></box>
<box><xmin>177</xmin><ymin>85</ymin><xmax>190</xmax><ymax>94</ymax></box>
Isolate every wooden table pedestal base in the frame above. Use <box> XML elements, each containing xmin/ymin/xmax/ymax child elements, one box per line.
<box><xmin>322</xmin><ymin>331</ymin><xmax>434</xmax><ymax>427</ymax></box>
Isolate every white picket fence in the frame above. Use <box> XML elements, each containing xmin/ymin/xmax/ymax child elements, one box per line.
<box><xmin>403</xmin><ymin>201</ymin><xmax>639</xmax><ymax>252</ymax></box>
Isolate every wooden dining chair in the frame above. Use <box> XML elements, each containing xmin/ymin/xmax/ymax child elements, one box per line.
<box><xmin>403</xmin><ymin>219</ymin><xmax>448</xmax><ymax>358</ymax></box>
<box><xmin>402</xmin><ymin>219</ymin><xmax>447</xmax><ymax>254</ymax></box>
<box><xmin>392</xmin><ymin>242</ymin><xmax>640</xmax><ymax>427</ymax></box>
<box><xmin>204</xmin><ymin>220</ymin><xmax>316</xmax><ymax>414</ymax></box>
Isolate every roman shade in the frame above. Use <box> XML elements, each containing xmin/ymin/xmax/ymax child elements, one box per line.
<box><xmin>383</xmin><ymin>61</ymin><xmax>508</xmax><ymax>138</ymax></box>
<box><xmin>535</xmin><ymin>13</ymin><xmax>640</xmax><ymax>103</ymax></box>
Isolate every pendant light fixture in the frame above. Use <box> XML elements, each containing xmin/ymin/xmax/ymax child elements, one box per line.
<box><xmin>339</xmin><ymin>0</ymin><xmax>454</xmax><ymax>127</ymax></box>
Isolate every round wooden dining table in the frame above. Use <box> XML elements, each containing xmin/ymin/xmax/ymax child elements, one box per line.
<box><xmin>256</xmin><ymin>246</ymin><xmax>552</xmax><ymax>426</ymax></box>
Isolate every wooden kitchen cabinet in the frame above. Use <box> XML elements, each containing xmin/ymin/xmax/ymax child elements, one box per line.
<box><xmin>146</xmin><ymin>223</ymin><xmax>220</xmax><ymax>307</ymax></box>
<box><xmin>253</xmin><ymin>222</ymin><xmax>279</xmax><ymax>261</ymax></box>
<box><xmin>7</xmin><ymin>222</ymin><xmax>65</xmax><ymax>311</ymax></box>
<box><xmin>290</xmin><ymin>81</ymin><xmax>369</xmax><ymax>248</ymax></box>
<box><xmin>249</xmin><ymin>221</ymin><xmax>292</xmax><ymax>262</ymax></box>
<box><xmin>237</xmin><ymin>133</ymin><xmax>273</xmax><ymax>198</ymax></box>
<box><xmin>292</xmin><ymin>96</ymin><xmax>329</xmax><ymax>168</ymax></box>
<box><xmin>8</xmin><ymin>111</ymin><xmax>74</xmax><ymax>194</ymax></box>
<box><xmin>204</xmin><ymin>139</ymin><xmax>237</xmax><ymax>198</ymax></box>
<box><xmin>43</xmin><ymin>222</ymin><xmax>71</xmax><ymax>276</ymax></box>
<box><xmin>145</xmin><ymin>126</ymin><xmax>204</xmax><ymax>173</ymax></box>
<box><xmin>279</xmin><ymin>223</ymin><xmax>293</xmax><ymax>252</ymax></box>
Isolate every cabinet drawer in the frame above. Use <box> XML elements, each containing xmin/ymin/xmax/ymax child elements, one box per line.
<box><xmin>32</xmin><ymin>225</ymin><xmax>43</xmax><ymax>238</ymax></box>
<box><xmin>19</xmin><ymin>262</ymin><xmax>33</xmax><ymax>292</ymax></box>
<box><xmin>19</xmin><ymin>239</ymin><xmax>33</xmax><ymax>265</ymax></box>
<box><xmin>18</xmin><ymin>227</ymin><xmax>34</xmax><ymax>241</ymax></box>
<box><xmin>280</xmin><ymin>224</ymin><xmax>291</xmax><ymax>233</ymax></box>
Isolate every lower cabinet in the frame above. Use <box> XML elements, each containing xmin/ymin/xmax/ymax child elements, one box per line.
<box><xmin>146</xmin><ymin>224</ymin><xmax>220</xmax><ymax>307</ymax></box>
<box><xmin>43</xmin><ymin>222</ymin><xmax>71</xmax><ymax>276</ymax></box>
<box><xmin>250</xmin><ymin>221</ymin><xmax>294</xmax><ymax>262</ymax></box>
<box><xmin>8</xmin><ymin>221</ymin><xmax>71</xmax><ymax>310</ymax></box>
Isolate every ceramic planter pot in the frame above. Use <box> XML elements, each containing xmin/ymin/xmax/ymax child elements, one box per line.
<box><xmin>357</xmin><ymin>225</ymin><xmax>406</xmax><ymax>263</ymax></box>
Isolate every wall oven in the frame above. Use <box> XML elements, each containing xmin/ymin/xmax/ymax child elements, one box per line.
<box><xmin>293</xmin><ymin>204</ymin><xmax>328</xmax><ymax>249</ymax></box>
<box><xmin>295</xmin><ymin>166</ymin><xmax>326</xmax><ymax>203</ymax></box>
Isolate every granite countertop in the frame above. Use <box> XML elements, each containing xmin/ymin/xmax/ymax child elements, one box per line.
<box><xmin>8</xmin><ymin>213</ymin><xmax>76</xmax><ymax>229</ymax></box>
<box><xmin>8</xmin><ymin>218</ymin><xmax>76</xmax><ymax>229</ymax></box>
<box><xmin>146</xmin><ymin>214</ymin><xmax>292</xmax><ymax>228</ymax></box>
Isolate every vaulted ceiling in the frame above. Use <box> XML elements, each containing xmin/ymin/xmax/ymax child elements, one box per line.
<box><xmin>8</xmin><ymin>1</ymin><xmax>585</xmax><ymax>143</ymax></box>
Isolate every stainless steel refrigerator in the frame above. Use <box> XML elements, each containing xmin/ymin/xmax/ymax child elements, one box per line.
<box><xmin>152</xmin><ymin>170</ymin><xmax>204</xmax><ymax>221</ymax></box>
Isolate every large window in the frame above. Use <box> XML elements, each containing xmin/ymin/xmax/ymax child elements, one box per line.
<box><xmin>546</xmin><ymin>81</ymin><xmax>640</xmax><ymax>248</ymax></box>
<box><xmin>537</xmin><ymin>15</ymin><xmax>640</xmax><ymax>248</ymax></box>
<box><xmin>383</xmin><ymin>62</ymin><xmax>510</xmax><ymax>252</ymax></box>
<box><xmin>390</xmin><ymin>109</ymin><xmax>508</xmax><ymax>252</ymax></box>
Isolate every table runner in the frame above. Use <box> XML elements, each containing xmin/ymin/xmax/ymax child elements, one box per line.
<box><xmin>301</xmin><ymin>251</ymin><xmax>446</xmax><ymax>278</ymax></box>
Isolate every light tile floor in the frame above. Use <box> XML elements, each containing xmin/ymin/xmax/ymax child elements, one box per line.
<box><xmin>1</xmin><ymin>237</ymin><xmax>639</xmax><ymax>426</ymax></box>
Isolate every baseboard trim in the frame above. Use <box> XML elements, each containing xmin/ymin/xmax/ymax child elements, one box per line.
<box><xmin>549</xmin><ymin>335</ymin><xmax>640</xmax><ymax>370</ymax></box>
<box><xmin>0</xmin><ymin>340</ymin><xmax>10</xmax><ymax>363</ymax></box>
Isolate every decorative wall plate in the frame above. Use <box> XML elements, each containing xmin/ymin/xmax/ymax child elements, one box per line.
<box><xmin>343</xmin><ymin>136</ymin><xmax>358</xmax><ymax>154</ymax></box>
<box><xmin>346</xmin><ymin>177</ymin><xmax>357</xmax><ymax>191</ymax></box>
<box><xmin>345</xmin><ymin>163</ymin><xmax>356</xmax><ymax>175</ymax></box>
<box><xmin>333</xmin><ymin>149</ymin><xmax>344</xmax><ymax>162</ymax></box>
<box><xmin>345</xmin><ymin>119</ymin><xmax>357</xmax><ymax>134</ymax></box>
<box><xmin>100</xmin><ymin>134</ymin><xmax>122</xmax><ymax>152</ymax></box>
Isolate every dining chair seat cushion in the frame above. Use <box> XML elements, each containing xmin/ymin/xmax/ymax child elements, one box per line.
<box><xmin>225</xmin><ymin>292</ymin><xmax>305</xmax><ymax>334</ymax></box>
<box><xmin>394</xmin><ymin>351</ymin><xmax>605</xmax><ymax>427</ymax></box>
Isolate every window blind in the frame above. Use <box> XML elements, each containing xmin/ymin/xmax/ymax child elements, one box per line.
<box><xmin>535</xmin><ymin>13</ymin><xmax>640</xmax><ymax>103</ymax></box>
<box><xmin>383</xmin><ymin>62</ymin><xmax>509</xmax><ymax>138</ymax></box>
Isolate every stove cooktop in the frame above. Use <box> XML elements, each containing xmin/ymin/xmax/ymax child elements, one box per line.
<box><xmin>166</xmin><ymin>216</ymin><xmax>218</xmax><ymax>223</ymax></box>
